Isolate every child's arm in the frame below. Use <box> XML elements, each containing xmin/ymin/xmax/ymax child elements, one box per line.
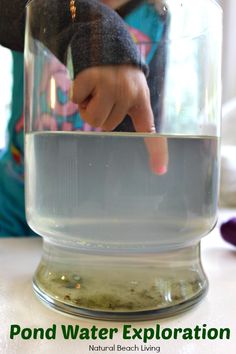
<box><xmin>0</xmin><ymin>0</ymin><xmax>25</xmax><ymax>51</ymax></box>
<box><xmin>0</xmin><ymin>0</ymin><xmax>147</xmax><ymax>75</ymax></box>
<box><xmin>0</xmin><ymin>0</ymin><xmax>168</xmax><ymax>174</ymax></box>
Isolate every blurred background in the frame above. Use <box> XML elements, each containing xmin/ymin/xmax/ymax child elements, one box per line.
<box><xmin>218</xmin><ymin>0</ymin><xmax>236</xmax><ymax>207</ymax></box>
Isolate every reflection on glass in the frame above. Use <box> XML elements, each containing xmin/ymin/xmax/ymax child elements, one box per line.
<box><xmin>24</xmin><ymin>0</ymin><xmax>222</xmax><ymax>320</ymax></box>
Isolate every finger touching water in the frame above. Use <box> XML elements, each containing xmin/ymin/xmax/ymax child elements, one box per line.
<box><xmin>71</xmin><ymin>66</ymin><xmax>169</xmax><ymax>175</ymax></box>
<box><xmin>128</xmin><ymin>88</ymin><xmax>169</xmax><ymax>175</ymax></box>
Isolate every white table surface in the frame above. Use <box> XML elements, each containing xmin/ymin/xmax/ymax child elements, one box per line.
<box><xmin>0</xmin><ymin>209</ymin><xmax>236</xmax><ymax>354</ymax></box>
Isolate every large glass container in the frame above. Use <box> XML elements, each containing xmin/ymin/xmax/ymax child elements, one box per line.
<box><xmin>24</xmin><ymin>0</ymin><xmax>222</xmax><ymax>320</ymax></box>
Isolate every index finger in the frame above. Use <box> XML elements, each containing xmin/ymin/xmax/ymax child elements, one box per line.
<box><xmin>129</xmin><ymin>94</ymin><xmax>169</xmax><ymax>175</ymax></box>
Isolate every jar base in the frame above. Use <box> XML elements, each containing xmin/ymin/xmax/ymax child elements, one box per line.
<box><xmin>33</xmin><ymin>241</ymin><xmax>208</xmax><ymax>320</ymax></box>
<box><xmin>33</xmin><ymin>281</ymin><xmax>207</xmax><ymax>321</ymax></box>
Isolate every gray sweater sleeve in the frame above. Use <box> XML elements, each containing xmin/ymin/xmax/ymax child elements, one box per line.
<box><xmin>0</xmin><ymin>0</ymin><xmax>147</xmax><ymax>77</ymax></box>
<box><xmin>0</xmin><ymin>0</ymin><xmax>26</xmax><ymax>52</ymax></box>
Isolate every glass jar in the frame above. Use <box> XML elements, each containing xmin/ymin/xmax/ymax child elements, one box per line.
<box><xmin>24</xmin><ymin>0</ymin><xmax>222</xmax><ymax>320</ymax></box>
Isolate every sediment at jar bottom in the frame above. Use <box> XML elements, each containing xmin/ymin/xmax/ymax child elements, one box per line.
<box><xmin>33</xmin><ymin>244</ymin><xmax>208</xmax><ymax>315</ymax></box>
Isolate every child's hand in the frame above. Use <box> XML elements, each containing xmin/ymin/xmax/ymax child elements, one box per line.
<box><xmin>71</xmin><ymin>65</ymin><xmax>168</xmax><ymax>175</ymax></box>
